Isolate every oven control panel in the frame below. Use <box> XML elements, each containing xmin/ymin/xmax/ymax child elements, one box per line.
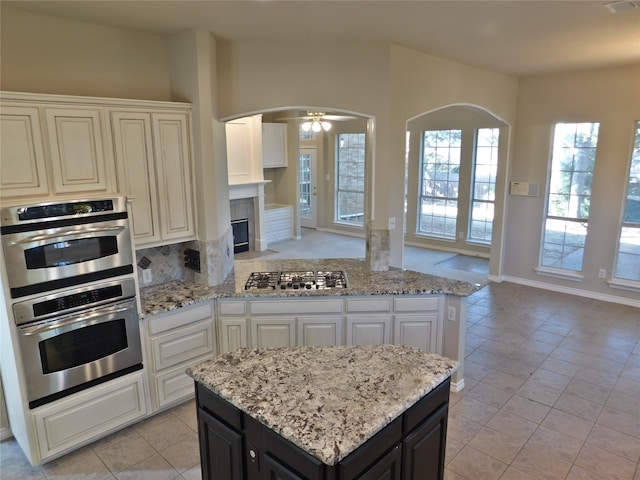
<box><xmin>12</xmin><ymin>278</ymin><xmax>136</xmax><ymax>325</ymax></box>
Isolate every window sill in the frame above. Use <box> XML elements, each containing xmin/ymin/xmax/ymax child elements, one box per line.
<box><xmin>414</xmin><ymin>233</ymin><xmax>457</xmax><ymax>243</ymax></box>
<box><xmin>534</xmin><ymin>266</ymin><xmax>584</xmax><ymax>282</ymax></box>
<box><xmin>608</xmin><ymin>278</ymin><xmax>640</xmax><ymax>293</ymax></box>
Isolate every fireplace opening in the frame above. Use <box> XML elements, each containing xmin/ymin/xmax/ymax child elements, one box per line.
<box><xmin>231</xmin><ymin>218</ymin><xmax>249</xmax><ymax>253</ymax></box>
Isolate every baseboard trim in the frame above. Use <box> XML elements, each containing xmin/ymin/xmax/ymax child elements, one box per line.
<box><xmin>0</xmin><ymin>426</ymin><xmax>13</xmax><ymax>441</ymax></box>
<box><xmin>497</xmin><ymin>275</ymin><xmax>640</xmax><ymax>308</ymax></box>
<box><xmin>450</xmin><ymin>379</ymin><xmax>465</xmax><ymax>393</ymax></box>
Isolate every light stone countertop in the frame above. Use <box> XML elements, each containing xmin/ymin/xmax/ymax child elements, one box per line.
<box><xmin>186</xmin><ymin>344</ymin><xmax>457</xmax><ymax>465</ymax></box>
<box><xmin>139</xmin><ymin>258</ymin><xmax>482</xmax><ymax>317</ymax></box>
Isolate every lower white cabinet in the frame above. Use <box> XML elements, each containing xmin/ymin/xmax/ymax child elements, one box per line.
<box><xmin>346</xmin><ymin>315</ymin><xmax>392</xmax><ymax>346</ymax></box>
<box><xmin>250</xmin><ymin>317</ymin><xmax>296</xmax><ymax>348</ymax></box>
<box><xmin>33</xmin><ymin>371</ymin><xmax>147</xmax><ymax>462</ymax></box>
<box><xmin>143</xmin><ymin>301</ymin><xmax>215</xmax><ymax>411</ymax></box>
<box><xmin>298</xmin><ymin>316</ymin><xmax>344</xmax><ymax>347</ymax></box>
<box><xmin>216</xmin><ymin>295</ymin><xmax>444</xmax><ymax>354</ymax></box>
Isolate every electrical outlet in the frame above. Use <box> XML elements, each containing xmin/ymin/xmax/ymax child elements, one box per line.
<box><xmin>447</xmin><ymin>306</ymin><xmax>456</xmax><ymax>322</ymax></box>
<box><xmin>598</xmin><ymin>268</ymin><xmax>607</xmax><ymax>279</ymax></box>
<box><xmin>388</xmin><ymin>217</ymin><xmax>396</xmax><ymax>230</ymax></box>
<box><xmin>458</xmin><ymin>231</ymin><xmax>464</xmax><ymax>239</ymax></box>
<box><xmin>142</xmin><ymin>269</ymin><xmax>152</xmax><ymax>285</ymax></box>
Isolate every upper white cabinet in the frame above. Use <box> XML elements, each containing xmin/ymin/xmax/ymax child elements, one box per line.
<box><xmin>152</xmin><ymin>113</ymin><xmax>195</xmax><ymax>244</ymax></box>
<box><xmin>45</xmin><ymin>107</ymin><xmax>114</xmax><ymax>194</ymax></box>
<box><xmin>226</xmin><ymin>114</ymin><xmax>264</xmax><ymax>185</ymax></box>
<box><xmin>0</xmin><ymin>105</ymin><xmax>49</xmax><ymax>199</ymax></box>
<box><xmin>262</xmin><ymin>123</ymin><xmax>288</xmax><ymax>168</ymax></box>
<box><xmin>112</xmin><ymin>110</ymin><xmax>195</xmax><ymax>247</ymax></box>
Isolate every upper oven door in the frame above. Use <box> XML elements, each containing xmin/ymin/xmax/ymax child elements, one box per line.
<box><xmin>2</xmin><ymin>217</ymin><xmax>134</xmax><ymax>298</ymax></box>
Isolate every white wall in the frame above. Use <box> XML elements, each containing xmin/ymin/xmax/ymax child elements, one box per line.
<box><xmin>503</xmin><ymin>64</ymin><xmax>640</xmax><ymax>303</ymax></box>
<box><xmin>0</xmin><ymin>8</ymin><xmax>172</xmax><ymax>100</ymax></box>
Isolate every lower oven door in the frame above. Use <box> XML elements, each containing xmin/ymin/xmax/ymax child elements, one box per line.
<box><xmin>18</xmin><ymin>298</ymin><xmax>142</xmax><ymax>409</ymax></box>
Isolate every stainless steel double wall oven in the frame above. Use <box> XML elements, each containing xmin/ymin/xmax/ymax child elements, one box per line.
<box><xmin>1</xmin><ymin>197</ymin><xmax>143</xmax><ymax>409</ymax></box>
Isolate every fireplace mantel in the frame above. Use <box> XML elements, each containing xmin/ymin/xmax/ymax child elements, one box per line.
<box><xmin>228</xmin><ymin>180</ymin><xmax>271</xmax><ymax>201</ymax></box>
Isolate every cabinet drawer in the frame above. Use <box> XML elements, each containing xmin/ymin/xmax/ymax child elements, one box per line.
<box><xmin>218</xmin><ymin>301</ymin><xmax>246</xmax><ymax>316</ymax></box>
<box><xmin>152</xmin><ymin>319</ymin><xmax>214</xmax><ymax>371</ymax></box>
<box><xmin>34</xmin><ymin>371</ymin><xmax>147</xmax><ymax>461</ymax></box>
<box><xmin>394</xmin><ymin>296</ymin><xmax>439</xmax><ymax>312</ymax></box>
<box><xmin>250</xmin><ymin>299</ymin><xmax>343</xmax><ymax>315</ymax></box>
<box><xmin>155</xmin><ymin>367</ymin><xmax>195</xmax><ymax>408</ymax></box>
<box><xmin>346</xmin><ymin>298</ymin><xmax>392</xmax><ymax>313</ymax></box>
<box><xmin>148</xmin><ymin>301</ymin><xmax>212</xmax><ymax>336</ymax></box>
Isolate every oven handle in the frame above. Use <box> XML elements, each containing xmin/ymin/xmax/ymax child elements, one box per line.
<box><xmin>8</xmin><ymin>226</ymin><xmax>125</xmax><ymax>245</ymax></box>
<box><xmin>20</xmin><ymin>304</ymin><xmax>132</xmax><ymax>335</ymax></box>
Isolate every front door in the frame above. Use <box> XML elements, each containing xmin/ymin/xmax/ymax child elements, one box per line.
<box><xmin>299</xmin><ymin>147</ymin><xmax>317</xmax><ymax>228</ymax></box>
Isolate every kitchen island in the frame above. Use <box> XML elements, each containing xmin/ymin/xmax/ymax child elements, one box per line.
<box><xmin>187</xmin><ymin>344</ymin><xmax>457</xmax><ymax>480</ymax></box>
<box><xmin>140</xmin><ymin>258</ymin><xmax>480</xmax><ymax>394</ymax></box>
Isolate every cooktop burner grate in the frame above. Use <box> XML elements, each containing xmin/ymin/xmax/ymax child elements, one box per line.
<box><xmin>244</xmin><ymin>270</ymin><xmax>348</xmax><ymax>290</ymax></box>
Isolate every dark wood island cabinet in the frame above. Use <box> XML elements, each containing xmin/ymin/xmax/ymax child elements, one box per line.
<box><xmin>188</xmin><ymin>345</ymin><xmax>456</xmax><ymax>480</ymax></box>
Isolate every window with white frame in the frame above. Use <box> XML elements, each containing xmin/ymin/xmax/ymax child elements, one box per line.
<box><xmin>540</xmin><ymin>122</ymin><xmax>600</xmax><ymax>272</ymax></box>
<box><xmin>418</xmin><ymin>129</ymin><xmax>461</xmax><ymax>238</ymax></box>
<box><xmin>613</xmin><ymin>121</ymin><xmax>640</xmax><ymax>282</ymax></box>
<box><xmin>469</xmin><ymin>128</ymin><xmax>499</xmax><ymax>243</ymax></box>
<box><xmin>336</xmin><ymin>133</ymin><xmax>365</xmax><ymax>225</ymax></box>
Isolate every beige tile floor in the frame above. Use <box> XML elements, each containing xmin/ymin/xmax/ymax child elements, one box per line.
<box><xmin>1</xmin><ymin>235</ymin><xmax>638</xmax><ymax>479</ymax></box>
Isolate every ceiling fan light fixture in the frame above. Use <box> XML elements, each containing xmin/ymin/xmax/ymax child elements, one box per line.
<box><xmin>301</xmin><ymin>121</ymin><xmax>312</xmax><ymax>132</ymax></box>
<box><xmin>311</xmin><ymin>121</ymin><xmax>322</xmax><ymax>132</ymax></box>
<box><xmin>321</xmin><ymin>121</ymin><xmax>332</xmax><ymax>131</ymax></box>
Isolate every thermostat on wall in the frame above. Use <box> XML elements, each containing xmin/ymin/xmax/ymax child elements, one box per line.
<box><xmin>510</xmin><ymin>181</ymin><xmax>539</xmax><ymax>196</ymax></box>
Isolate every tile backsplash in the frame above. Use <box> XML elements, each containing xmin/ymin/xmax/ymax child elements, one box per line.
<box><xmin>136</xmin><ymin>243</ymin><xmax>187</xmax><ymax>287</ymax></box>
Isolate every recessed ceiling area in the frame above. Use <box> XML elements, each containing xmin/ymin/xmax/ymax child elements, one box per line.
<box><xmin>3</xmin><ymin>0</ymin><xmax>640</xmax><ymax>76</ymax></box>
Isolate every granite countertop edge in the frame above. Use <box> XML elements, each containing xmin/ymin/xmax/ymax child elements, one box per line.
<box><xmin>139</xmin><ymin>258</ymin><xmax>483</xmax><ymax>318</ymax></box>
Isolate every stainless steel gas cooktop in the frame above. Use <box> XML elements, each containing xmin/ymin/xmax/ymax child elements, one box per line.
<box><xmin>244</xmin><ymin>271</ymin><xmax>348</xmax><ymax>290</ymax></box>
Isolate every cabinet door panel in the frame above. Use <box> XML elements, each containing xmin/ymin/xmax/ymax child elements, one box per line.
<box><xmin>152</xmin><ymin>320</ymin><xmax>214</xmax><ymax>371</ymax></box>
<box><xmin>198</xmin><ymin>409</ymin><xmax>243</xmax><ymax>480</ymax></box>
<box><xmin>298</xmin><ymin>316</ymin><xmax>343</xmax><ymax>347</ymax></box>
<box><xmin>45</xmin><ymin>107</ymin><xmax>111</xmax><ymax>193</ymax></box>
<box><xmin>111</xmin><ymin>111</ymin><xmax>160</xmax><ymax>244</ymax></box>
<box><xmin>219</xmin><ymin>318</ymin><xmax>249</xmax><ymax>354</ymax></box>
<box><xmin>152</xmin><ymin>113</ymin><xmax>194</xmax><ymax>241</ymax></box>
<box><xmin>402</xmin><ymin>404</ymin><xmax>448</xmax><ymax>480</ymax></box>
<box><xmin>393</xmin><ymin>314</ymin><xmax>438</xmax><ymax>353</ymax></box>
<box><xmin>250</xmin><ymin>318</ymin><xmax>296</xmax><ymax>348</ymax></box>
<box><xmin>346</xmin><ymin>316</ymin><xmax>391</xmax><ymax>346</ymax></box>
<box><xmin>357</xmin><ymin>444</ymin><xmax>402</xmax><ymax>480</ymax></box>
<box><xmin>0</xmin><ymin>106</ymin><xmax>49</xmax><ymax>198</ymax></box>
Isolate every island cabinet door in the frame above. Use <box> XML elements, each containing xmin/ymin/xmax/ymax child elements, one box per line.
<box><xmin>356</xmin><ymin>444</ymin><xmax>402</xmax><ymax>480</ymax></box>
<box><xmin>198</xmin><ymin>409</ymin><xmax>244</xmax><ymax>480</ymax></box>
<box><xmin>402</xmin><ymin>403</ymin><xmax>448</xmax><ymax>480</ymax></box>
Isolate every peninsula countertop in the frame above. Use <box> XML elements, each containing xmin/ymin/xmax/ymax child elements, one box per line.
<box><xmin>186</xmin><ymin>344</ymin><xmax>457</xmax><ymax>466</ymax></box>
<box><xmin>140</xmin><ymin>258</ymin><xmax>482</xmax><ymax>317</ymax></box>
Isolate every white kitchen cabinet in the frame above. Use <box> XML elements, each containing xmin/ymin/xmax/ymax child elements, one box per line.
<box><xmin>264</xmin><ymin>204</ymin><xmax>293</xmax><ymax>245</ymax></box>
<box><xmin>297</xmin><ymin>316</ymin><xmax>343</xmax><ymax>347</ymax></box>
<box><xmin>393</xmin><ymin>314</ymin><xmax>439</xmax><ymax>353</ymax></box>
<box><xmin>44</xmin><ymin>107</ymin><xmax>115</xmax><ymax>195</ymax></box>
<box><xmin>33</xmin><ymin>371</ymin><xmax>147</xmax><ymax>462</ymax></box>
<box><xmin>112</xmin><ymin>110</ymin><xmax>195</xmax><ymax>247</ymax></box>
<box><xmin>219</xmin><ymin>318</ymin><xmax>249</xmax><ymax>354</ymax></box>
<box><xmin>262</xmin><ymin>122</ymin><xmax>288</xmax><ymax>168</ymax></box>
<box><xmin>152</xmin><ymin>112</ymin><xmax>195</xmax><ymax>243</ymax></box>
<box><xmin>226</xmin><ymin>114</ymin><xmax>264</xmax><ymax>185</ymax></box>
<box><xmin>111</xmin><ymin>111</ymin><xmax>160</xmax><ymax>244</ymax></box>
<box><xmin>0</xmin><ymin>105</ymin><xmax>49</xmax><ymax>199</ymax></box>
<box><xmin>346</xmin><ymin>315</ymin><xmax>392</xmax><ymax>346</ymax></box>
<box><xmin>144</xmin><ymin>301</ymin><xmax>215</xmax><ymax>411</ymax></box>
<box><xmin>250</xmin><ymin>317</ymin><xmax>296</xmax><ymax>348</ymax></box>
<box><xmin>216</xmin><ymin>294</ymin><xmax>443</xmax><ymax>353</ymax></box>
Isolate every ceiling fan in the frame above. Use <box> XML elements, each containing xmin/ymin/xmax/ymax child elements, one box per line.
<box><xmin>277</xmin><ymin>110</ymin><xmax>359</xmax><ymax>132</ymax></box>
